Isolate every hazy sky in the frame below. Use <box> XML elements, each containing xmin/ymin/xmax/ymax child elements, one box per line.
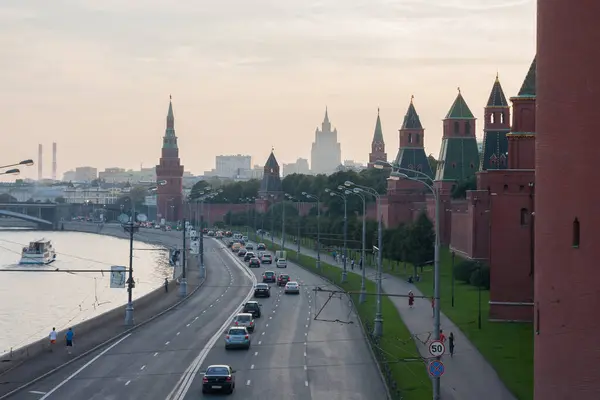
<box><xmin>0</xmin><ymin>0</ymin><xmax>535</xmax><ymax>181</ymax></box>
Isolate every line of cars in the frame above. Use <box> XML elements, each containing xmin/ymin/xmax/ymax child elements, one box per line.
<box><xmin>202</xmin><ymin>236</ymin><xmax>300</xmax><ymax>395</ymax></box>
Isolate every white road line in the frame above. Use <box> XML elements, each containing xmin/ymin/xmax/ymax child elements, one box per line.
<box><xmin>305</xmin><ymin>381</ymin><xmax>309</xmax><ymax>387</ymax></box>
<box><xmin>140</xmin><ymin>365</ymin><xmax>146</xmax><ymax>370</ymax></box>
<box><xmin>210</xmin><ymin>304</ymin><xmax>214</xmax><ymax>307</ymax></box>
<box><xmin>258</xmin><ymin>341</ymin><xmax>262</xmax><ymax>345</ymax></box>
<box><xmin>246</xmin><ymin>380</ymin><xmax>251</xmax><ymax>386</ymax></box>
<box><xmin>195</xmin><ymin>316</ymin><xmax>199</xmax><ymax>320</ymax></box>
<box><xmin>165</xmin><ymin>341</ymin><xmax>170</xmax><ymax>345</ymax></box>
<box><xmin>177</xmin><ymin>332</ymin><xmax>181</xmax><ymax>336</ymax></box>
<box><xmin>251</xmin><ymin>364</ymin><xmax>255</xmax><ymax>369</ymax></box>
<box><xmin>125</xmin><ymin>380</ymin><xmax>131</xmax><ymax>386</ymax></box>
<box><xmin>269</xmin><ymin>316</ymin><xmax>273</xmax><ymax>320</ymax></box>
<box><xmin>153</xmin><ymin>352</ymin><xmax>159</xmax><ymax>357</ymax></box>
<box><xmin>39</xmin><ymin>333</ymin><xmax>132</xmax><ymax>400</ymax></box>
<box><xmin>29</xmin><ymin>391</ymin><xmax>46</xmax><ymax>395</ymax></box>
<box><xmin>254</xmin><ymin>351</ymin><xmax>258</xmax><ymax>356</ymax></box>
<box><xmin>305</xmin><ymin>325</ymin><xmax>308</xmax><ymax>328</ymax></box>
<box><xmin>304</xmin><ymin>365</ymin><xmax>307</xmax><ymax>370</ymax></box>
<box><xmin>186</xmin><ymin>323</ymin><xmax>190</xmax><ymax>327</ymax></box>
<box><xmin>307</xmin><ymin>317</ymin><xmax>310</xmax><ymax>321</ymax></box>
<box><xmin>305</xmin><ymin>333</ymin><xmax>308</xmax><ymax>336</ymax></box>
<box><xmin>266</xmin><ymin>324</ymin><xmax>269</xmax><ymax>327</ymax></box>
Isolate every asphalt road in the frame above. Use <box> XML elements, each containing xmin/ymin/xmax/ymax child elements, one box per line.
<box><xmin>180</xmin><ymin>244</ymin><xmax>388</xmax><ymax>400</ymax></box>
<box><xmin>12</xmin><ymin>238</ymin><xmax>387</xmax><ymax>400</ymax></box>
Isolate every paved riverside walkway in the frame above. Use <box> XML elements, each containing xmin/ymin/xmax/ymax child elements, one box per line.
<box><xmin>267</xmin><ymin>235</ymin><xmax>516</xmax><ymax>400</ymax></box>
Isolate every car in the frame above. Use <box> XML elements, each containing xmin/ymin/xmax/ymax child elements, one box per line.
<box><xmin>262</xmin><ymin>270</ymin><xmax>276</xmax><ymax>283</ymax></box>
<box><xmin>245</xmin><ymin>243</ymin><xmax>254</xmax><ymax>250</ymax></box>
<box><xmin>224</xmin><ymin>327</ymin><xmax>251</xmax><ymax>350</ymax></box>
<box><xmin>242</xmin><ymin>236</ymin><xmax>249</xmax><ymax>242</ymax></box>
<box><xmin>257</xmin><ymin>243</ymin><xmax>266</xmax><ymax>251</ymax></box>
<box><xmin>237</xmin><ymin>248</ymin><xmax>247</xmax><ymax>257</ymax></box>
<box><xmin>233</xmin><ymin>312</ymin><xmax>255</xmax><ymax>332</ymax></box>
<box><xmin>261</xmin><ymin>254</ymin><xmax>272</xmax><ymax>264</ymax></box>
<box><xmin>242</xmin><ymin>301</ymin><xmax>261</xmax><ymax>318</ymax></box>
<box><xmin>244</xmin><ymin>251</ymin><xmax>256</xmax><ymax>262</ymax></box>
<box><xmin>276</xmin><ymin>258</ymin><xmax>288</xmax><ymax>268</ymax></box>
<box><xmin>248</xmin><ymin>257</ymin><xmax>261</xmax><ymax>268</ymax></box>
<box><xmin>208</xmin><ymin>230</ymin><xmax>215</xmax><ymax>236</ymax></box>
<box><xmin>202</xmin><ymin>364</ymin><xmax>236</xmax><ymax>394</ymax></box>
<box><xmin>284</xmin><ymin>281</ymin><xmax>300</xmax><ymax>294</ymax></box>
<box><xmin>277</xmin><ymin>274</ymin><xmax>290</xmax><ymax>286</ymax></box>
<box><xmin>254</xmin><ymin>283</ymin><xmax>271</xmax><ymax>298</ymax></box>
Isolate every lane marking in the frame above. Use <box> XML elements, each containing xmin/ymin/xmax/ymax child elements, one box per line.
<box><xmin>266</xmin><ymin>324</ymin><xmax>269</xmax><ymax>327</ymax></box>
<box><xmin>250</xmin><ymin>364</ymin><xmax>255</xmax><ymax>369</ymax></box>
<box><xmin>140</xmin><ymin>365</ymin><xmax>146</xmax><ymax>370</ymax></box>
<box><xmin>305</xmin><ymin>381</ymin><xmax>309</xmax><ymax>387</ymax></box>
<box><xmin>195</xmin><ymin>316</ymin><xmax>199</xmax><ymax>320</ymax></box>
<box><xmin>165</xmin><ymin>341</ymin><xmax>170</xmax><ymax>345</ymax></box>
<box><xmin>261</xmin><ymin>332</ymin><xmax>265</xmax><ymax>336</ymax></box>
<box><xmin>176</xmin><ymin>332</ymin><xmax>181</xmax><ymax>336</ymax></box>
<box><xmin>29</xmin><ymin>391</ymin><xmax>46</xmax><ymax>395</ymax></box>
<box><xmin>125</xmin><ymin>381</ymin><xmax>131</xmax><ymax>386</ymax></box>
<box><xmin>39</xmin><ymin>333</ymin><xmax>132</xmax><ymax>400</ymax></box>
<box><xmin>254</xmin><ymin>351</ymin><xmax>258</xmax><ymax>356</ymax></box>
<box><xmin>186</xmin><ymin>324</ymin><xmax>190</xmax><ymax>327</ymax></box>
<box><xmin>304</xmin><ymin>365</ymin><xmax>307</xmax><ymax>370</ymax></box>
<box><xmin>246</xmin><ymin>380</ymin><xmax>251</xmax><ymax>386</ymax></box>
<box><xmin>153</xmin><ymin>352</ymin><xmax>159</xmax><ymax>357</ymax></box>
<box><xmin>304</xmin><ymin>352</ymin><xmax>307</xmax><ymax>357</ymax></box>
<box><xmin>258</xmin><ymin>341</ymin><xmax>262</xmax><ymax>345</ymax></box>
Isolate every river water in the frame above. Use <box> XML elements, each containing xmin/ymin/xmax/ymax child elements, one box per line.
<box><xmin>0</xmin><ymin>230</ymin><xmax>171</xmax><ymax>356</ymax></box>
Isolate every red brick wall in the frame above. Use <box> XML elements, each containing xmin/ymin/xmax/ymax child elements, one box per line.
<box><xmin>450</xmin><ymin>211</ymin><xmax>470</xmax><ymax>257</ymax></box>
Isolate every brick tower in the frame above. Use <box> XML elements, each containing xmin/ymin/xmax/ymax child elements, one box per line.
<box><xmin>508</xmin><ymin>57</ymin><xmax>536</xmax><ymax>170</ymax></box>
<box><xmin>435</xmin><ymin>89</ymin><xmax>480</xmax><ymax>184</ymax></box>
<box><xmin>367</xmin><ymin>109</ymin><xmax>387</xmax><ymax>168</ymax></box>
<box><xmin>394</xmin><ymin>96</ymin><xmax>433</xmax><ymax>178</ymax></box>
<box><xmin>535</xmin><ymin>2</ymin><xmax>600</xmax><ymax>398</ymax></box>
<box><xmin>156</xmin><ymin>96</ymin><xmax>184</xmax><ymax>222</ymax></box>
<box><xmin>480</xmin><ymin>75</ymin><xmax>510</xmax><ymax>170</ymax></box>
<box><xmin>255</xmin><ymin>150</ymin><xmax>283</xmax><ymax>213</ymax></box>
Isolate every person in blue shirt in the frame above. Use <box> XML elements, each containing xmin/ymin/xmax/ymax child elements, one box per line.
<box><xmin>65</xmin><ymin>328</ymin><xmax>74</xmax><ymax>354</ymax></box>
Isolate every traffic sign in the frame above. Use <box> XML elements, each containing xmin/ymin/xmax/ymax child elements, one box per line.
<box><xmin>428</xmin><ymin>340</ymin><xmax>446</xmax><ymax>357</ymax></box>
<box><xmin>428</xmin><ymin>360</ymin><xmax>445</xmax><ymax>377</ymax></box>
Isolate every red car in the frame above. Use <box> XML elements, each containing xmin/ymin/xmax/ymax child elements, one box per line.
<box><xmin>277</xmin><ymin>274</ymin><xmax>290</xmax><ymax>286</ymax></box>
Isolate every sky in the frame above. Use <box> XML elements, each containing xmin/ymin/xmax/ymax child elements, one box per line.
<box><xmin>0</xmin><ymin>0</ymin><xmax>536</xmax><ymax>181</ymax></box>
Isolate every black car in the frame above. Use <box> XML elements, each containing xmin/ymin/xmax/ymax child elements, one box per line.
<box><xmin>202</xmin><ymin>365</ymin><xmax>236</xmax><ymax>394</ymax></box>
<box><xmin>243</xmin><ymin>301</ymin><xmax>261</xmax><ymax>318</ymax></box>
<box><xmin>244</xmin><ymin>252</ymin><xmax>256</xmax><ymax>262</ymax></box>
<box><xmin>257</xmin><ymin>243</ymin><xmax>266</xmax><ymax>251</ymax></box>
<box><xmin>262</xmin><ymin>270</ymin><xmax>276</xmax><ymax>283</ymax></box>
<box><xmin>248</xmin><ymin>258</ymin><xmax>261</xmax><ymax>268</ymax></box>
<box><xmin>254</xmin><ymin>283</ymin><xmax>271</xmax><ymax>298</ymax></box>
<box><xmin>237</xmin><ymin>249</ymin><xmax>247</xmax><ymax>257</ymax></box>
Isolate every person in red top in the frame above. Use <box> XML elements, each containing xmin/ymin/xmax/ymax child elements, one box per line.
<box><xmin>408</xmin><ymin>291</ymin><xmax>414</xmax><ymax>308</ymax></box>
<box><xmin>439</xmin><ymin>329</ymin><xmax>446</xmax><ymax>343</ymax></box>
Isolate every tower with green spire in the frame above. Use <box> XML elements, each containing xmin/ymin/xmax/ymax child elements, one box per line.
<box><xmin>480</xmin><ymin>74</ymin><xmax>511</xmax><ymax>170</ymax></box>
<box><xmin>435</xmin><ymin>89</ymin><xmax>480</xmax><ymax>182</ymax></box>
<box><xmin>156</xmin><ymin>96</ymin><xmax>184</xmax><ymax>222</ymax></box>
<box><xmin>393</xmin><ymin>96</ymin><xmax>433</xmax><ymax>178</ymax></box>
<box><xmin>368</xmin><ymin>108</ymin><xmax>387</xmax><ymax>168</ymax></box>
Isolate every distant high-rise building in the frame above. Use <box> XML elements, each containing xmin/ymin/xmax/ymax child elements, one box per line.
<box><xmin>310</xmin><ymin>108</ymin><xmax>341</xmax><ymax>175</ymax></box>
<box><xmin>156</xmin><ymin>96</ymin><xmax>184</xmax><ymax>222</ymax></box>
<box><xmin>282</xmin><ymin>158</ymin><xmax>310</xmax><ymax>177</ymax></box>
<box><xmin>215</xmin><ymin>155</ymin><xmax>252</xmax><ymax>178</ymax></box>
<box><xmin>74</xmin><ymin>167</ymin><xmax>98</xmax><ymax>182</ymax></box>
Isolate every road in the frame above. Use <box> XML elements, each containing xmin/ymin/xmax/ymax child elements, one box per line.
<box><xmin>11</xmin><ymin>238</ymin><xmax>386</xmax><ymax>400</ymax></box>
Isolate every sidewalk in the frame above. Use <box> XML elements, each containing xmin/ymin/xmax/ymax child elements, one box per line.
<box><xmin>268</xmin><ymin>235</ymin><xmax>516</xmax><ymax>400</ymax></box>
<box><xmin>0</xmin><ymin>253</ymin><xmax>203</xmax><ymax>398</ymax></box>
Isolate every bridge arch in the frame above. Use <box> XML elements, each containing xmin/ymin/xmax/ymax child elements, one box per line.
<box><xmin>0</xmin><ymin>210</ymin><xmax>53</xmax><ymax>226</ymax></box>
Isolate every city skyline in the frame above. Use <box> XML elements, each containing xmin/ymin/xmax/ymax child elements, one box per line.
<box><xmin>0</xmin><ymin>0</ymin><xmax>535</xmax><ymax>181</ymax></box>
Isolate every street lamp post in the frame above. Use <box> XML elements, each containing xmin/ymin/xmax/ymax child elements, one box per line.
<box><xmin>285</xmin><ymin>194</ymin><xmax>301</xmax><ymax>259</ymax></box>
<box><xmin>344</xmin><ymin>181</ymin><xmax>383</xmax><ymax>337</ymax></box>
<box><xmin>195</xmin><ymin>188</ymin><xmax>222</xmax><ymax>279</ymax></box>
<box><xmin>326</xmin><ymin>188</ymin><xmax>348</xmax><ymax>283</ymax></box>
<box><xmin>376</xmin><ymin>159</ymin><xmax>441</xmax><ymax>400</ymax></box>
<box><xmin>302</xmin><ymin>192</ymin><xmax>321</xmax><ymax>270</ymax></box>
<box><xmin>347</xmin><ymin>188</ymin><xmax>367</xmax><ymax>303</ymax></box>
<box><xmin>281</xmin><ymin>196</ymin><xmax>286</xmax><ymax>250</ymax></box>
<box><xmin>180</xmin><ymin>217</ymin><xmax>187</xmax><ymax>297</ymax></box>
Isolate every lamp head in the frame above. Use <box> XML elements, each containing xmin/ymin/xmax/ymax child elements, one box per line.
<box><xmin>301</xmin><ymin>192</ymin><xmax>307</xmax><ymax>196</ymax></box>
<box><xmin>4</xmin><ymin>168</ymin><xmax>19</xmax><ymax>175</ymax></box>
<box><xmin>324</xmin><ymin>188</ymin><xmax>331</xmax><ymax>193</ymax></box>
<box><xmin>352</xmin><ymin>188</ymin><xmax>361</xmax><ymax>193</ymax></box>
<box><xmin>329</xmin><ymin>192</ymin><xmax>335</xmax><ymax>197</ymax></box>
<box><xmin>344</xmin><ymin>181</ymin><xmax>353</xmax><ymax>187</ymax></box>
<box><xmin>344</xmin><ymin>190</ymin><xmax>352</xmax><ymax>195</ymax></box>
<box><xmin>391</xmin><ymin>171</ymin><xmax>409</xmax><ymax>179</ymax></box>
<box><xmin>157</xmin><ymin>180</ymin><xmax>167</xmax><ymax>186</ymax></box>
<box><xmin>337</xmin><ymin>185</ymin><xmax>345</xmax><ymax>190</ymax></box>
<box><xmin>387</xmin><ymin>176</ymin><xmax>399</xmax><ymax>181</ymax></box>
<box><xmin>19</xmin><ymin>159</ymin><xmax>34</xmax><ymax>166</ymax></box>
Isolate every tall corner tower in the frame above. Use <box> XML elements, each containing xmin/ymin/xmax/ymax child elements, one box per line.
<box><xmin>535</xmin><ymin>2</ymin><xmax>599</xmax><ymax>398</ymax></box>
<box><xmin>507</xmin><ymin>57</ymin><xmax>537</xmax><ymax>170</ymax></box>
<box><xmin>310</xmin><ymin>107</ymin><xmax>342</xmax><ymax>175</ymax></box>
<box><xmin>368</xmin><ymin>109</ymin><xmax>387</xmax><ymax>168</ymax></box>
<box><xmin>156</xmin><ymin>96</ymin><xmax>184</xmax><ymax>222</ymax></box>
<box><xmin>258</xmin><ymin>149</ymin><xmax>283</xmax><ymax>200</ymax></box>
<box><xmin>435</xmin><ymin>89</ymin><xmax>480</xmax><ymax>182</ymax></box>
<box><xmin>394</xmin><ymin>96</ymin><xmax>433</xmax><ymax>178</ymax></box>
<box><xmin>480</xmin><ymin>75</ymin><xmax>511</xmax><ymax>170</ymax></box>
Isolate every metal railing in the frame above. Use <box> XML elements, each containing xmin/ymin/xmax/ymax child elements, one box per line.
<box><xmin>363</xmin><ymin>320</ymin><xmax>404</xmax><ymax>400</ymax></box>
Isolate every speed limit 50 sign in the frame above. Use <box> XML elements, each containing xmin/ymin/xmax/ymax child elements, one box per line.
<box><xmin>428</xmin><ymin>340</ymin><xmax>446</xmax><ymax>357</ymax></box>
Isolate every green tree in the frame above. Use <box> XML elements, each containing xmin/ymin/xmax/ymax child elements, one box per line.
<box><xmin>404</xmin><ymin>212</ymin><xmax>435</xmax><ymax>273</ymax></box>
<box><xmin>427</xmin><ymin>154</ymin><xmax>439</xmax><ymax>174</ymax></box>
<box><xmin>451</xmin><ymin>175</ymin><xmax>477</xmax><ymax>199</ymax></box>
<box><xmin>116</xmin><ymin>185</ymin><xmax>149</xmax><ymax>209</ymax></box>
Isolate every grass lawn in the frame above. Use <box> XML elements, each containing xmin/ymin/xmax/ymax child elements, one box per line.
<box><xmin>249</xmin><ymin>233</ymin><xmax>432</xmax><ymax>400</ymax></box>
<box><xmin>250</xmin><ymin>231</ymin><xmax>533</xmax><ymax>399</ymax></box>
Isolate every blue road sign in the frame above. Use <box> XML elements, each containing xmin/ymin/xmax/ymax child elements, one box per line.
<box><xmin>428</xmin><ymin>360</ymin><xmax>445</xmax><ymax>377</ymax></box>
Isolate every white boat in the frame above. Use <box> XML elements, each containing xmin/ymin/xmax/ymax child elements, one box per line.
<box><xmin>19</xmin><ymin>239</ymin><xmax>57</xmax><ymax>265</ymax></box>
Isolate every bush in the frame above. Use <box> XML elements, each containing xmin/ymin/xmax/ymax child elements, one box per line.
<box><xmin>469</xmin><ymin>264</ymin><xmax>490</xmax><ymax>289</ymax></box>
<box><xmin>454</xmin><ymin>260</ymin><xmax>477</xmax><ymax>283</ymax></box>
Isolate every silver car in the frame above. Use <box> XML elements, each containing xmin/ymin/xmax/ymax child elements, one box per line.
<box><xmin>233</xmin><ymin>313</ymin><xmax>255</xmax><ymax>332</ymax></box>
<box><xmin>284</xmin><ymin>281</ymin><xmax>300</xmax><ymax>294</ymax></box>
<box><xmin>224</xmin><ymin>327</ymin><xmax>251</xmax><ymax>349</ymax></box>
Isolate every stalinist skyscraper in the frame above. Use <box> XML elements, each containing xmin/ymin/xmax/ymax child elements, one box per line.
<box><xmin>310</xmin><ymin>108</ymin><xmax>342</xmax><ymax>175</ymax></box>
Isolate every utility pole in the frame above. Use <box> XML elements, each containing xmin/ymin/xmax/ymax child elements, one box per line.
<box><xmin>124</xmin><ymin>202</ymin><xmax>137</xmax><ymax>326</ymax></box>
<box><xmin>180</xmin><ymin>217</ymin><xmax>187</xmax><ymax>297</ymax></box>
<box><xmin>281</xmin><ymin>198</ymin><xmax>286</xmax><ymax>250</ymax></box>
<box><xmin>341</xmin><ymin>194</ymin><xmax>348</xmax><ymax>283</ymax></box>
<box><xmin>199</xmin><ymin>202</ymin><xmax>205</xmax><ymax>278</ymax></box>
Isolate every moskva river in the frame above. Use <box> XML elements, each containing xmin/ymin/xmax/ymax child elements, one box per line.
<box><xmin>0</xmin><ymin>230</ymin><xmax>171</xmax><ymax>355</ymax></box>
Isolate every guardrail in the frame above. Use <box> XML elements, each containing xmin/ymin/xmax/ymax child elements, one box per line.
<box><xmin>363</xmin><ymin>320</ymin><xmax>404</xmax><ymax>399</ymax></box>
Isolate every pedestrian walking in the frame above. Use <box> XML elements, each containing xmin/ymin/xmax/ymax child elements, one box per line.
<box><xmin>359</xmin><ymin>258</ymin><xmax>363</xmax><ymax>270</ymax></box>
<box><xmin>439</xmin><ymin>329</ymin><xmax>446</xmax><ymax>343</ymax></box>
<box><xmin>65</xmin><ymin>328</ymin><xmax>74</xmax><ymax>355</ymax></box>
<box><xmin>351</xmin><ymin>259</ymin><xmax>355</xmax><ymax>270</ymax></box>
<box><xmin>49</xmin><ymin>327</ymin><xmax>57</xmax><ymax>352</ymax></box>
<box><xmin>164</xmin><ymin>277</ymin><xmax>169</xmax><ymax>292</ymax></box>
<box><xmin>408</xmin><ymin>291</ymin><xmax>414</xmax><ymax>308</ymax></box>
<box><xmin>449</xmin><ymin>332</ymin><xmax>455</xmax><ymax>357</ymax></box>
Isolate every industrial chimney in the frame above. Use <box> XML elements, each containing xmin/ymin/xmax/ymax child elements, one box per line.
<box><xmin>52</xmin><ymin>142</ymin><xmax>57</xmax><ymax>181</ymax></box>
<box><xmin>38</xmin><ymin>144</ymin><xmax>43</xmax><ymax>181</ymax></box>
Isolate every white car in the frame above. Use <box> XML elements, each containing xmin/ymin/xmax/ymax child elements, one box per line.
<box><xmin>284</xmin><ymin>281</ymin><xmax>300</xmax><ymax>294</ymax></box>
<box><xmin>276</xmin><ymin>258</ymin><xmax>287</xmax><ymax>268</ymax></box>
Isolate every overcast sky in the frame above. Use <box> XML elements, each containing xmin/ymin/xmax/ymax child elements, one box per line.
<box><xmin>0</xmin><ymin>0</ymin><xmax>535</xmax><ymax>181</ymax></box>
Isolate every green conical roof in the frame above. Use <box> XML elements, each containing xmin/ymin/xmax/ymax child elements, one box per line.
<box><xmin>487</xmin><ymin>75</ymin><xmax>509</xmax><ymax>107</ymax></box>
<box><xmin>162</xmin><ymin>97</ymin><xmax>178</xmax><ymax>150</ymax></box>
<box><xmin>445</xmin><ymin>90</ymin><xmax>475</xmax><ymax>119</ymax></box>
<box><xmin>372</xmin><ymin>109</ymin><xmax>384</xmax><ymax>143</ymax></box>
<box><xmin>265</xmin><ymin>150</ymin><xmax>279</xmax><ymax>169</ymax></box>
<box><xmin>517</xmin><ymin>56</ymin><xmax>536</xmax><ymax>97</ymax></box>
<box><xmin>401</xmin><ymin>97</ymin><xmax>423</xmax><ymax>129</ymax></box>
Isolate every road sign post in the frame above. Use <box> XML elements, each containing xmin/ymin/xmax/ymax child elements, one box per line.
<box><xmin>428</xmin><ymin>340</ymin><xmax>446</xmax><ymax>357</ymax></box>
<box><xmin>428</xmin><ymin>360</ymin><xmax>445</xmax><ymax>378</ymax></box>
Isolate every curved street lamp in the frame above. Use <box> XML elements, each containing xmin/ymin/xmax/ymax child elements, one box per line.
<box><xmin>376</xmin><ymin>158</ymin><xmax>442</xmax><ymax>399</ymax></box>
<box><xmin>0</xmin><ymin>168</ymin><xmax>20</xmax><ymax>176</ymax></box>
<box><xmin>344</xmin><ymin>180</ymin><xmax>383</xmax><ymax>337</ymax></box>
<box><xmin>325</xmin><ymin>188</ymin><xmax>348</xmax><ymax>283</ymax></box>
<box><xmin>302</xmin><ymin>191</ymin><xmax>321</xmax><ymax>270</ymax></box>
<box><xmin>0</xmin><ymin>159</ymin><xmax>34</xmax><ymax>170</ymax></box>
